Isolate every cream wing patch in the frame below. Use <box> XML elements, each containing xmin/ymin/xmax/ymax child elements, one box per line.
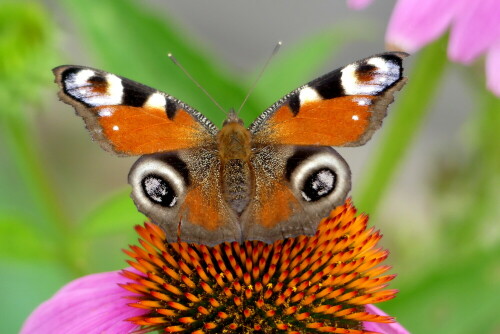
<box><xmin>299</xmin><ymin>86</ymin><xmax>322</xmax><ymax>105</ymax></box>
<box><xmin>64</xmin><ymin>70</ymin><xmax>124</xmax><ymax>107</ymax></box>
<box><xmin>145</xmin><ymin>92</ymin><xmax>167</xmax><ymax>109</ymax></box>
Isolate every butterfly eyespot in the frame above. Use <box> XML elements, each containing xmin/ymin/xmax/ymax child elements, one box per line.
<box><xmin>300</xmin><ymin>168</ymin><xmax>336</xmax><ymax>202</ymax></box>
<box><xmin>128</xmin><ymin>153</ymin><xmax>189</xmax><ymax>227</ymax></box>
<box><xmin>287</xmin><ymin>147</ymin><xmax>351</xmax><ymax>208</ymax></box>
<box><xmin>142</xmin><ymin>174</ymin><xmax>177</xmax><ymax>207</ymax></box>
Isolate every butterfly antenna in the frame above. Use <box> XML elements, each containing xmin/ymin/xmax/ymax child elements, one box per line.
<box><xmin>236</xmin><ymin>41</ymin><xmax>282</xmax><ymax>115</ymax></box>
<box><xmin>168</xmin><ymin>53</ymin><xmax>227</xmax><ymax>115</ymax></box>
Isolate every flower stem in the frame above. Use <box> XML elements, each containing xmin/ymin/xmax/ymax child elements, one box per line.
<box><xmin>355</xmin><ymin>37</ymin><xmax>448</xmax><ymax>216</ymax></box>
<box><xmin>448</xmin><ymin>90</ymin><xmax>500</xmax><ymax>247</ymax></box>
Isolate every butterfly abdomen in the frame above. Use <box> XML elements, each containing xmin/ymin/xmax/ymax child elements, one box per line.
<box><xmin>222</xmin><ymin>159</ymin><xmax>252</xmax><ymax>214</ymax></box>
<box><xmin>217</xmin><ymin>116</ymin><xmax>253</xmax><ymax>214</ymax></box>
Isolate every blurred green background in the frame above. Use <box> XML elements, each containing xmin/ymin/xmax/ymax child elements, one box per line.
<box><xmin>0</xmin><ymin>0</ymin><xmax>499</xmax><ymax>333</ymax></box>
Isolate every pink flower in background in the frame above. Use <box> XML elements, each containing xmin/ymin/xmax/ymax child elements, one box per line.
<box><xmin>364</xmin><ymin>304</ymin><xmax>410</xmax><ymax>334</ymax></box>
<box><xmin>348</xmin><ymin>0</ymin><xmax>500</xmax><ymax>96</ymax></box>
<box><xmin>20</xmin><ymin>269</ymin><xmax>146</xmax><ymax>334</ymax></box>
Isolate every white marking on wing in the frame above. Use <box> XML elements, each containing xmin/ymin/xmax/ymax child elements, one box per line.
<box><xmin>98</xmin><ymin>107</ymin><xmax>114</xmax><ymax>117</ymax></box>
<box><xmin>299</xmin><ymin>86</ymin><xmax>322</xmax><ymax>105</ymax></box>
<box><xmin>66</xmin><ymin>69</ymin><xmax>95</xmax><ymax>88</ymax></box>
<box><xmin>145</xmin><ymin>92</ymin><xmax>166</xmax><ymax>109</ymax></box>
<box><xmin>340</xmin><ymin>64</ymin><xmax>363</xmax><ymax>94</ymax></box>
<box><xmin>353</xmin><ymin>97</ymin><xmax>371</xmax><ymax>106</ymax></box>
<box><xmin>64</xmin><ymin>70</ymin><xmax>123</xmax><ymax>107</ymax></box>
<box><xmin>102</xmin><ymin>74</ymin><xmax>123</xmax><ymax>105</ymax></box>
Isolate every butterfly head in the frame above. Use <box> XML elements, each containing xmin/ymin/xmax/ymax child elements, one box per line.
<box><xmin>222</xmin><ymin>109</ymin><xmax>244</xmax><ymax>126</ymax></box>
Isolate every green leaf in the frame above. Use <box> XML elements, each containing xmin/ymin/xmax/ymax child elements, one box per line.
<box><xmin>0</xmin><ymin>2</ymin><xmax>72</xmax><ymax>257</ymax></box>
<box><xmin>355</xmin><ymin>36</ymin><xmax>449</xmax><ymax>216</ymax></box>
<box><xmin>0</xmin><ymin>2</ymin><xmax>57</xmax><ymax>117</ymax></box>
<box><xmin>0</xmin><ymin>259</ymin><xmax>74</xmax><ymax>334</ymax></box>
<box><xmin>78</xmin><ymin>190</ymin><xmax>143</xmax><ymax>272</ymax></box>
<box><xmin>85</xmin><ymin>233</ymin><xmax>137</xmax><ymax>273</ymax></box>
<box><xmin>0</xmin><ymin>215</ymin><xmax>51</xmax><ymax>260</ymax></box>
<box><xmin>381</xmin><ymin>246</ymin><xmax>500</xmax><ymax>334</ymax></box>
<box><xmin>79</xmin><ymin>189</ymin><xmax>146</xmax><ymax>237</ymax></box>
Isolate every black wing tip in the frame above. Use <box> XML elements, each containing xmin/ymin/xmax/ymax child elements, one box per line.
<box><xmin>384</xmin><ymin>51</ymin><xmax>410</xmax><ymax>58</ymax></box>
<box><xmin>52</xmin><ymin>66</ymin><xmax>86</xmax><ymax>86</ymax></box>
<box><xmin>52</xmin><ymin>65</ymin><xmax>83</xmax><ymax>76</ymax></box>
<box><xmin>374</xmin><ymin>51</ymin><xmax>410</xmax><ymax>61</ymax></box>
<box><xmin>379</xmin><ymin>52</ymin><xmax>409</xmax><ymax>74</ymax></box>
<box><xmin>361</xmin><ymin>51</ymin><xmax>409</xmax><ymax>71</ymax></box>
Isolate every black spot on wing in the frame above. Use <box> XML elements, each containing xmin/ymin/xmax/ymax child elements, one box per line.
<box><xmin>288</xmin><ymin>93</ymin><xmax>300</xmax><ymax>116</ymax></box>
<box><xmin>158</xmin><ymin>153</ymin><xmax>191</xmax><ymax>186</ymax></box>
<box><xmin>382</xmin><ymin>53</ymin><xmax>404</xmax><ymax>70</ymax></box>
<box><xmin>308</xmin><ymin>70</ymin><xmax>344</xmax><ymax>100</ymax></box>
<box><xmin>87</xmin><ymin>75</ymin><xmax>106</xmax><ymax>84</ymax></box>
<box><xmin>166</xmin><ymin>99</ymin><xmax>178</xmax><ymax>120</ymax></box>
<box><xmin>356</xmin><ymin>63</ymin><xmax>377</xmax><ymax>74</ymax></box>
<box><xmin>122</xmin><ymin>79</ymin><xmax>155</xmax><ymax>107</ymax></box>
<box><xmin>285</xmin><ymin>147</ymin><xmax>316</xmax><ymax>181</ymax></box>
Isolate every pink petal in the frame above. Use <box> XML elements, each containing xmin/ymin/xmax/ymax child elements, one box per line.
<box><xmin>486</xmin><ymin>39</ymin><xmax>500</xmax><ymax>96</ymax></box>
<box><xmin>363</xmin><ymin>304</ymin><xmax>410</xmax><ymax>334</ymax></box>
<box><xmin>21</xmin><ymin>269</ymin><xmax>146</xmax><ymax>334</ymax></box>
<box><xmin>385</xmin><ymin>0</ymin><xmax>457</xmax><ymax>52</ymax></box>
<box><xmin>347</xmin><ymin>0</ymin><xmax>375</xmax><ymax>10</ymax></box>
<box><xmin>448</xmin><ymin>0</ymin><xmax>500</xmax><ymax>63</ymax></box>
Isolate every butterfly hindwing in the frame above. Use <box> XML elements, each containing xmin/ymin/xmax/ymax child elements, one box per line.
<box><xmin>128</xmin><ymin>148</ymin><xmax>241</xmax><ymax>246</ymax></box>
<box><xmin>127</xmin><ymin>145</ymin><xmax>352</xmax><ymax>245</ymax></box>
<box><xmin>53</xmin><ymin>66</ymin><xmax>218</xmax><ymax>156</ymax></box>
<box><xmin>240</xmin><ymin>145</ymin><xmax>351</xmax><ymax>243</ymax></box>
<box><xmin>250</xmin><ymin>52</ymin><xmax>408</xmax><ymax>147</ymax></box>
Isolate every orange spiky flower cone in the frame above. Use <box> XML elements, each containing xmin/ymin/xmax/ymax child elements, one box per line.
<box><xmin>122</xmin><ymin>200</ymin><xmax>399</xmax><ymax>334</ymax></box>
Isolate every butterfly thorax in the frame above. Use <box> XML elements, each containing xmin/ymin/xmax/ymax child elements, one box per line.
<box><xmin>217</xmin><ymin>112</ymin><xmax>253</xmax><ymax>214</ymax></box>
<box><xmin>217</xmin><ymin>112</ymin><xmax>251</xmax><ymax>160</ymax></box>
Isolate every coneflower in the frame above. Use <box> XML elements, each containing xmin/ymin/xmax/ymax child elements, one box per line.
<box><xmin>21</xmin><ymin>201</ymin><xmax>409</xmax><ymax>334</ymax></box>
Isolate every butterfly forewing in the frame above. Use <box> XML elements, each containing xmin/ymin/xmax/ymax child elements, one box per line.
<box><xmin>53</xmin><ymin>65</ymin><xmax>218</xmax><ymax>156</ymax></box>
<box><xmin>249</xmin><ymin>52</ymin><xmax>408</xmax><ymax>147</ymax></box>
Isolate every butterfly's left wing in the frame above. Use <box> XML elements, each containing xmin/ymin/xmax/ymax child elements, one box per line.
<box><xmin>249</xmin><ymin>52</ymin><xmax>408</xmax><ymax>147</ymax></box>
<box><xmin>53</xmin><ymin>66</ymin><xmax>218</xmax><ymax>156</ymax></box>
